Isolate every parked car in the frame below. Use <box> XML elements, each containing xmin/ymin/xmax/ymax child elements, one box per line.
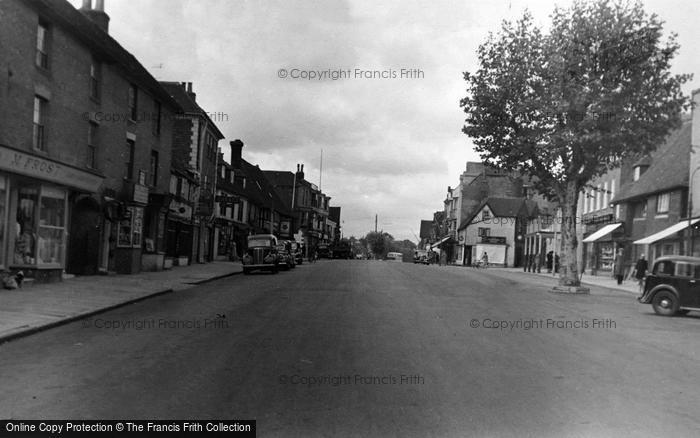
<box><xmin>276</xmin><ymin>241</ymin><xmax>295</xmax><ymax>270</ymax></box>
<box><xmin>242</xmin><ymin>234</ymin><xmax>279</xmax><ymax>274</ymax></box>
<box><xmin>413</xmin><ymin>250</ymin><xmax>430</xmax><ymax>264</ymax></box>
<box><xmin>291</xmin><ymin>242</ymin><xmax>303</xmax><ymax>265</ymax></box>
<box><xmin>638</xmin><ymin>255</ymin><xmax>700</xmax><ymax>316</ymax></box>
<box><xmin>386</xmin><ymin>252</ymin><xmax>403</xmax><ymax>262</ymax></box>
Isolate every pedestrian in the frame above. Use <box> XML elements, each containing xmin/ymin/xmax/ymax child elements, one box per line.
<box><xmin>481</xmin><ymin>251</ymin><xmax>489</xmax><ymax>268</ymax></box>
<box><xmin>632</xmin><ymin>254</ymin><xmax>648</xmax><ymax>293</ymax></box>
<box><xmin>546</xmin><ymin>251</ymin><xmax>553</xmax><ymax>272</ymax></box>
<box><xmin>613</xmin><ymin>249</ymin><xmax>624</xmax><ymax>285</ymax></box>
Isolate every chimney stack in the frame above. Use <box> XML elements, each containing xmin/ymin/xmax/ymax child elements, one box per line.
<box><xmin>80</xmin><ymin>0</ymin><xmax>110</xmax><ymax>33</ymax></box>
<box><xmin>296</xmin><ymin>164</ymin><xmax>305</xmax><ymax>181</ymax></box>
<box><xmin>230</xmin><ymin>140</ymin><xmax>244</xmax><ymax>169</ymax></box>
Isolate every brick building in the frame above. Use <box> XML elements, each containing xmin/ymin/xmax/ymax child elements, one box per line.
<box><xmin>160</xmin><ymin>81</ymin><xmax>224</xmax><ymax>265</ymax></box>
<box><xmin>0</xmin><ymin>0</ymin><xmax>181</xmax><ymax>280</ymax></box>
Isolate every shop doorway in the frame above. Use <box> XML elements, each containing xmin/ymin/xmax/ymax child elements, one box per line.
<box><xmin>67</xmin><ymin>196</ymin><xmax>101</xmax><ymax>275</ymax></box>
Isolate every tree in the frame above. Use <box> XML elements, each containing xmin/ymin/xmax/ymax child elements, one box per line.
<box><xmin>365</xmin><ymin>231</ymin><xmax>394</xmax><ymax>259</ymax></box>
<box><xmin>460</xmin><ymin>0</ymin><xmax>691</xmax><ymax>286</ymax></box>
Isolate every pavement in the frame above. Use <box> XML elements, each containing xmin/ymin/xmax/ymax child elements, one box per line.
<box><xmin>0</xmin><ymin>260</ymin><xmax>243</xmax><ymax>343</ymax></box>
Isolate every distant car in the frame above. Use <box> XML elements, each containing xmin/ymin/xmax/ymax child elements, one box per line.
<box><xmin>386</xmin><ymin>252</ymin><xmax>403</xmax><ymax>262</ymax></box>
<box><xmin>413</xmin><ymin>250</ymin><xmax>430</xmax><ymax>264</ymax></box>
<box><xmin>242</xmin><ymin>234</ymin><xmax>279</xmax><ymax>274</ymax></box>
<box><xmin>291</xmin><ymin>242</ymin><xmax>303</xmax><ymax>265</ymax></box>
<box><xmin>276</xmin><ymin>241</ymin><xmax>295</xmax><ymax>270</ymax></box>
<box><xmin>638</xmin><ymin>255</ymin><xmax>700</xmax><ymax>316</ymax></box>
<box><xmin>317</xmin><ymin>244</ymin><xmax>331</xmax><ymax>259</ymax></box>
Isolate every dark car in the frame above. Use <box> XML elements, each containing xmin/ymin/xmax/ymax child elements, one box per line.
<box><xmin>638</xmin><ymin>255</ymin><xmax>700</xmax><ymax>316</ymax></box>
<box><xmin>291</xmin><ymin>242</ymin><xmax>303</xmax><ymax>265</ymax></box>
<box><xmin>242</xmin><ymin>234</ymin><xmax>280</xmax><ymax>274</ymax></box>
<box><xmin>413</xmin><ymin>250</ymin><xmax>430</xmax><ymax>264</ymax></box>
<box><xmin>276</xmin><ymin>241</ymin><xmax>295</xmax><ymax>270</ymax></box>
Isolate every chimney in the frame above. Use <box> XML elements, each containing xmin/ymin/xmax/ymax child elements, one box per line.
<box><xmin>230</xmin><ymin>139</ymin><xmax>244</xmax><ymax>169</ymax></box>
<box><xmin>186</xmin><ymin>82</ymin><xmax>196</xmax><ymax>101</ymax></box>
<box><xmin>80</xmin><ymin>0</ymin><xmax>110</xmax><ymax>33</ymax></box>
<box><xmin>297</xmin><ymin>164</ymin><xmax>304</xmax><ymax>181</ymax></box>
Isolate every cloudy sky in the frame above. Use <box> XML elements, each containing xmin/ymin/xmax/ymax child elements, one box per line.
<box><xmin>70</xmin><ymin>0</ymin><xmax>700</xmax><ymax>241</ymax></box>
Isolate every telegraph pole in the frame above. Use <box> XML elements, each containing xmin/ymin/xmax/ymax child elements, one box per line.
<box><xmin>375</xmin><ymin>214</ymin><xmax>378</xmax><ymax>233</ymax></box>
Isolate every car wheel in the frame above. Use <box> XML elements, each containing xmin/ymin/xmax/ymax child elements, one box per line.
<box><xmin>651</xmin><ymin>290</ymin><xmax>679</xmax><ymax>316</ymax></box>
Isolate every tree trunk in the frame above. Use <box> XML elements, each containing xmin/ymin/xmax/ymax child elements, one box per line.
<box><xmin>558</xmin><ymin>181</ymin><xmax>580</xmax><ymax>286</ymax></box>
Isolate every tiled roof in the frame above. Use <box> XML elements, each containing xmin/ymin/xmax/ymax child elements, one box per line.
<box><xmin>458</xmin><ymin>197</ymin><xmax>528</xmax><ymax>230</ymax></box>
<box><xmin>159</xmin><ymin>82</ymin><xmax>224</xmax><ymax>139</ymax></box>
<box><xmin>612</xmin><ymin>120</ymin><xmax>691</xmax><ymax>204</ymax></box>
<box><xmin>29</xmin><ymin>0</ymin><xmax>181</xmax><ymax>111</ymax></box>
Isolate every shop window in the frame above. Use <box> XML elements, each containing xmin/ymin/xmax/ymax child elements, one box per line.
<box><xmin>117</xmin><ymin>206</ymin><xmax>144</xmax><ymax>248</ymax></box>
<box><xmin>38</xmin><ymin>186</ymin><xmax>65</xmax><ymax>265</ymax></box>
<box><xmin>14</xmin><ymin>187</ymin><xmax>39</xmax><ymax>265</ymax></box>
<box><xmin>0</xmin><ymin>177</ymin><xmax>6</xmax><ymax>267</ymax></box>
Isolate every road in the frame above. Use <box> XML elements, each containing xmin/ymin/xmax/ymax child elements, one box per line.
<box><xmin>1</xmin><ymin>260</ymin><xmax>699</xmax><ymax>437</ymax></box>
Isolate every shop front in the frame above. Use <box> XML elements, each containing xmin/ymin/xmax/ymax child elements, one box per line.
<box><xmin>166</xmin><ymin>199</ymin><xmax>194</xmax><ymax>266</ymax></box>
<box><xmin>581</xmin><ymin>222</ymin><xmax>624</xmax><ymax>275</ymax></box>
<box><xmin>0</xmin><ymin>144</ymin><xmax>104</xmax><ymax>282</ymax></box>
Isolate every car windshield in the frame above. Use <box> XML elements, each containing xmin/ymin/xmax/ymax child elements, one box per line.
<box><xmin>248</xmin><ymin>239</ymin><xmax>272</xmax><ymax>247</ymax></box>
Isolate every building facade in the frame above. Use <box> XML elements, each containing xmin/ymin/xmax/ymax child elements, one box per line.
<box><xmin>0</xmin><ymin>0</ymin><xmax>181</xmax><ymax>280</ymax></box>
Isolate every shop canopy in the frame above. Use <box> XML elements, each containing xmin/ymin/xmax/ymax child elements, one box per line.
<box><xmin>581</xmin><ymin>223</ymin><xmax>623</xmax><ymax>243</ymax></box>
<box><xmin>633</xmin><ymin>218</ymin><xmax>700</xmax><ymax>245</ymax></box>
<box><xmin>430</xmin><ymin>236</ymin><xmax>453</xmax><ymax>249</ymax></box>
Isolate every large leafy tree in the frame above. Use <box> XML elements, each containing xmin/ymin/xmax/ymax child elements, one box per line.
<box><xmin>461</xmin><ymin>0</ymin><xmax>691</xmax><ymax>286</ymax></box>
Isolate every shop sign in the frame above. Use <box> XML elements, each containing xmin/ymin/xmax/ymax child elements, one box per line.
<box><xmin>133</xmin><ymin>183</ymin><xmax>149</xmax><ymax>204</ymax></box>
<box><xmin>481</xmin><ymin>236</ymin><xmax>506</xmax><ymax>244</ymax></box>
<box><xmin>0</xmin><ymin>144</ymin><xmax>103</xmax><ymax>192</ymax></box>
<box><xmin>169</xmin><ymin>200</ymin><xmax>192</xmax><ymax>219</ymax></box>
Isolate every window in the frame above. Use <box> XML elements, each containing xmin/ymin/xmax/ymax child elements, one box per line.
<box><xmin>35</xmin><ymin>21</ymin><xmax>49</xmax><ymax>69</ymax></box>
<box><xmin>87</xmin><ymin>122</ymin><xmax>97</xmax><ymax>169</ymax></box>
<box><xmin>124</xmin><ymin>139</ymin><xmax>135</xmax><ymax>180</ymax></box>
<box><xmin>128</xmin><ymin>84</ymin><xmax>138</xmax><ymax>121</ymax></box>
<box><xmin>654</xmin><ymin>260</ymin><xmax>674</xmax><ymax>276</ymax></box>
<box><xmin>149</xmin><ymin>150</ymin><xmax>159</xmax><ymax>187</ymax></box>
<box><xmin>33</xmin><ymin>96</ymin><xmax>47</xmax><ymax>150</ymax></box>
<box><xmin>117</xmin><ymin>206</ymin><xmax>144</xmax><ymax>248</ymax></box>
<box><xmin>610</xmin><ymin>179</ymin><xmax>615</xmax><ymax>201</ymax></box>
<box><xmin>478</xmin><ymin>227</ymin><xmax>491</xmax><ymax>237</ymax></box>
<box><xmin>675</xmin><ymin>262</ymin><xmax>694</xmax><ymax>278</ymax></box>
<box><xmin>597</xmin><ymin>184</ymin><xmax>603</xmax><ymax>210</ymax></box>
<box><xmin>152</xmin><ymin>101</ymin><xmax>161</xmax><ymax>135</ymax></box>
<box><xmin>656</xmin><ymin>193</ymin><xmax>670</xmax><ymax>214</ymax></box>
<box><xmin>169</xmin><ymin>175</ymin><xmax>178</xmax><ymax>195</ymax></box>
<box><xmin>37</xmin><ymin>186</ymin><xmax>66</xmax><ymax>265</ymax></box>
<box><xmin>482</xmin><ymin>209</ymin><xmax>491</xmax><ymax>221</ymax></box>
<box><xmin>634</xmin><ymin>202</ymin><xmax>647</xmax><ymax>218</ymax></box>
<box><xmin>90</xmin><ymin>60</ymin><xmax>101</xmax><ymax>100</ymax></box>
<box><xmin>603</xmin><ymin>181</ymin><xmax>609</xmax><ymax>206</ymax></box>
<box><xmin>633</xmin><ymin>167</ymin><xmax>641</xmax><ymax>182</ymax></box>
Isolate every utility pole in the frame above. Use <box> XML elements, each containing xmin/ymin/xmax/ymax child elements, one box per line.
<box><xmin>375</xmin><ymin>214</ymin><xmax>378</xmax><ymax>233</ymax></box>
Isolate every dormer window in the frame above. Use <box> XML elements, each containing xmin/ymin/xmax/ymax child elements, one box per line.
<box><xmin>633</xmin><ymin>167</ymin><xmax>641</xmax><ymax>181</ymax></box>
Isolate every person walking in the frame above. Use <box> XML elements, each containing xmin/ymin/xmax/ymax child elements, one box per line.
<box><xmin>632</xmin><ymin>254</ymin><xmax>648</xmax><ymax>293</ymax></box>
<box><xmin>481</xmin><ymin>251</ymin><xmax>489</xmax><ymax>268</ymax></box>
<box><xmin>613</xmin><ymin>249</ymin><xmax>625</xmax><ymax>285</ymax></box>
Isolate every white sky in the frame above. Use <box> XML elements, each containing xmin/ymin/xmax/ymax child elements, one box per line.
<box><xmin>70</xmin><ymin>0</ymin><xmax>700</xmax><ymax>241</ymax></box>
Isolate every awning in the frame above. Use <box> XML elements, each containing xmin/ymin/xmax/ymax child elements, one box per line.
<box><xmin>430</xmin><ymin>236</ymin><xmax>453</xmax><ymax>248</ymax></box>
<box><xmin>633</xmin><ymin>218</ymin><xmax>700</xmax><ymax>245</ymax></box>
<box><xmin>582</xmin><ymin>223</ymin><xmax>623</xmax><ymax>243</ymax></box>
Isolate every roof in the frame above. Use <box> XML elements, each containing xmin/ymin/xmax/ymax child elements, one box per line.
<box><xmin>458</xmin><ymin>197</ymin><xmax>528</xmax><ymax>230</ymax></box>
<box><xmin>27</xmin><ymin>0</ymin><xmax>181</xmax><ymax>111</ymax></box>
<box><xmin>218</xmin><ymin>160</ymin><xmax>292</xmax><ymax>217</ymax></box>
<box><xmin>419</xmin><ymin>220</ymin><xmax>433</xmax><ymax>239</ymax></box>
<box><xmin>159</xmin><ymin>82</ymin><xmax>224</xmax><ymax>139</ymax></box>
<box><xmin>612</xmin><ymin>120</ymin><xmax>691</xmax><ymax>204</ymax></box>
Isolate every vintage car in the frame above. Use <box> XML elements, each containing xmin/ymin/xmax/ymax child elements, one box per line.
<box><xmin>276</xmin><ymin>241</ymin><xmax>296</xmax><ymax>270</ymax></box>
<box><xmin>291</xmin><ymin>242</ymin><xmax>303</xmax><ymax>265</ymax></box>
<box><xmin>242</xmin><ymin>234</ymin><xmax>280</xmax><ymax>274</ymax></box>
<box><xmin>638</xmin><ymin>255</ymin><xmax>700</xmax><ymax>316</ymax></box>
<box><xmin>413</xmin><ymin>250</ymin><xmax>430</xmax><ymax>264</ymax></box>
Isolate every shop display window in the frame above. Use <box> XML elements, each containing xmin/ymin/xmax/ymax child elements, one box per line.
<box><xmin>12</xmin><ymin>184</ymin><xmax>67</xmax><ymax>267</ymax></box>
<box><xmin>38</xmin><ymin>186</ymin><xmax>66</xmax><ymax>265</ymax></box>
<box><xmin>117</xmin><ymin>206</ymin><xmax>143</xmax><ymax>248</ymax></box>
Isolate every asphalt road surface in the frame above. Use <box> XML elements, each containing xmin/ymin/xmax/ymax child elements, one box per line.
<box><xmin>1</xmin><ymin>260</ymin><xmax>699</xmax><ymax>437</ymax></box>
